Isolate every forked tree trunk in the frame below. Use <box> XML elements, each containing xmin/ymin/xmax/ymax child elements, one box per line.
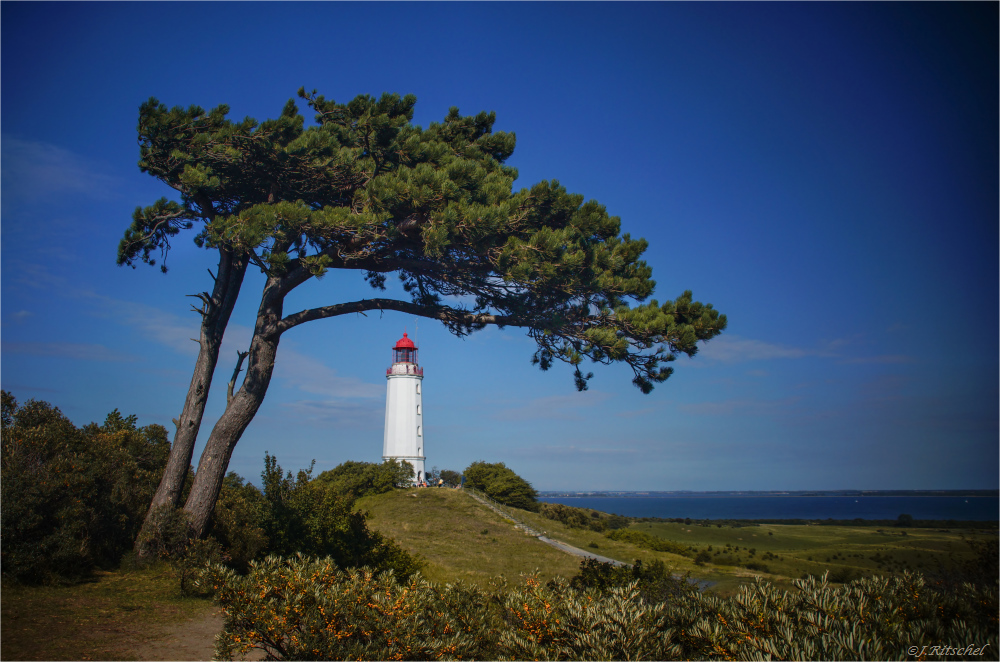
<box><xmin>135</xmin><ymin>248</ymin><xmax>248</xmax><ymax>553</ymax></box>
<box><xmin>182</xmin><ymin>275</ymin><xmax>285</xmax><ymax>537</ymax></box>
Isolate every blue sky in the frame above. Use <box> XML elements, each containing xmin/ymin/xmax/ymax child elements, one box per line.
<box><xmin>2</xmin><ymin>2</ymin><xmax>996</xmax><ymax>491</ymax></box>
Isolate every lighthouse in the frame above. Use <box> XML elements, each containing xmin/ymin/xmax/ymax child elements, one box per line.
<box><xmin>382</xmin><ymin>332</ymin><xmax>426</xmax><ymax>483</ymax></box>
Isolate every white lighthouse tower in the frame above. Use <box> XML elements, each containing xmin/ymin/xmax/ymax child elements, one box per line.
<box><xmin>382</xmin><ymin>332</ymin><xmax>426</xmax><ymax>483</ymax></box>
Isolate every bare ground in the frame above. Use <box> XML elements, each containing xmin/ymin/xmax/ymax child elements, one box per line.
<box><xmin>134</xmin><ymin>608</ymin><xmax>264</xmax><ymax>661</ymax></box>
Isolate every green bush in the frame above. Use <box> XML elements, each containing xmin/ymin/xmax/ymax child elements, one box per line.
<box><xmin>210</xmin><ymin>472</ymin><xmax>270</xmax><ymax>572</ymax></box>
<box><xmin>539</xmin><ymin>502</ymin><xmax>629</xmax><ymax>532</ymax></box>
<box><xmin>313</xmin><ymin>459</ymin><xmax>414</xmax><ymax>502</ymax></box>
<box><xmin>202</xmin><ymin>555</ymin><xmax>998</xmax><ymax>661</ymax></box>
<box><xmin>207</xmin><ymin>454</ymin><xmax>422</xmax><ymax>579</ymax></box>
<box><xmin>568</xmin><ymin>557</ymin><xmax>696</xmax><ymax>605</ymax></box>
<box><xmin>1</xmin><ymin>392</ymin><xmax>169</xmax><ymax>583</ymax></box>
<box><xmin>463</xmin><ymin>461</ymin><xmax>538</xmax><ymax>511</ymax></box>
<box><xmin>604</xmin><ymin>528</ymin><xmax>695</xmax><ymax>558</ymax></box>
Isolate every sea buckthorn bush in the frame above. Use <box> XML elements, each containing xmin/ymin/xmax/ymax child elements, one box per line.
<box><xmin>203</xmin><ymin>556</ymin><xmax>997</xmax><ymax>661</ymax></box>
<box><xmin>202</xmin><ymin>555</ymin><xmax>496</xmax><ymax>661</ymax></box>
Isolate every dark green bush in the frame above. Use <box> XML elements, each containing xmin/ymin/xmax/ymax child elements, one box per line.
<box><xmin>1</xmin><ymin>392</ymin><xmax>169</xmax><ymax>583</ymax></box>
<box><xmin>210</xmin><ymin>472</ymin><xmax>270</xmax><ymax>572</ymax></box>
<box><xmin>568</xmin><ymin>557</ymin><xmax>696</xmax><ymax>605</ymax></box>
<box><xmin>207</xmin><ymin>454</ymin><xmax>422</xmax><ymax>580</ymax></box>
<box><xmin>463</xmin><ymin>460</ymin><xmax>538</xmax><ymax>511</ymax></box>
<box><xmin>313</xmin><ymin>459</ymin><xmax>414</xmax><ymax>502</ymax></box>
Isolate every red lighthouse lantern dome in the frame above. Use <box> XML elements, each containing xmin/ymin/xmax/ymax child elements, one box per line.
<box><xmin>392</xmin><ymin>332</ymin><xmax>418</xmax><ymax>365</ymax></box>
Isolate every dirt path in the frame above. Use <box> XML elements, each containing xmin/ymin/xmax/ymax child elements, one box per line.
<box><xmin>464</xmin><ymin>488</ymin><xmax>628</xmax><ymax>566</ymax></box>
<box><xmin>134</xmin><ymin>608</ymin><xmax>264</xmax><ymax>661</ymax></box>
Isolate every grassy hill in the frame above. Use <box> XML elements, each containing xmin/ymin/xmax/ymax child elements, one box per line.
<box><xmin>356</xmin><ymin>487</ymin><xmax>581</xmax><ymax>585</ymax></box>
<box><xmin>359</xmin><ymin>488</ymin><xmax>997</xmax><ymax>595</ymax></box>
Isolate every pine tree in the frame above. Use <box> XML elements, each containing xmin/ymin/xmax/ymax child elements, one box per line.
<box><xmin>120</xmin><ymin>90</ymin><xmax>727</xmax><ymax>538</ymax></box>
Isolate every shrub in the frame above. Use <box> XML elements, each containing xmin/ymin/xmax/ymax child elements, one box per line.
<box><xmin>569</xmin><ymin>557</ymin><xmax>696</xmax><ymax>605</ymax></box>
<box><xmin>463</xmin><ymin>461</ymin><xmax>538</xmax><ymax>511</ymax></box>
<box><xmin>205</xmin><ymin>555</ymin><xmax>997</xmax><ymax>661</ymax></box>
<box><xmin>604</xmin><ymin>528</ymin><xmax>695</xmax><ymax>558</ymax></box>
<box><xmin>203</xmin><ymin>555</ymin><xmax>496</xmax><ymax>661</ymax></box>
<box><xmin>207</xmin><ymin>454</ymin><xmax>423</xmax><ymax>580</ymax></box>
<box><xmin>313</xmin><ymin>459</ymin><xmax>414</xmax><ymax>502</ymax></box>
<box><xmin>210</xmin><ymin>472</ymin><xmax>270</xmax><ymax>572</ymax></box>
<box><xmin>1</xmin><ymin>392</ymin><xmax>169</xmax><ymax>583</ymax></box>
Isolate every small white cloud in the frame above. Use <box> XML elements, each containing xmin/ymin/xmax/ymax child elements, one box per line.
<box><xmin>77</xmin><ymin>291</ymin><xmax>209</xmax><ymax>357</ymax></box>
<box><xmin>507</xmin><ymin>444</ymin><xmax>639</xmax><ymax>460</ymax></box>
<box><xmin>1</xmin><ymin>137</ymin><xmax>121</xmax><ymax>204</ymax></box>
<box><xmin>699</xmin><ymin>335</ymin><xmax>817</xmax><ymax>363</ymax></box>
<box><xmin>840</xmin><ymin>355</ymin><xmax>916</xmax><ymax>365</ymax></box>
<box><xmin>491</xmin><ymin>390</ymin><xmax>613</xmax><ymax>421</ymax></box>
<box><xmin>278</xmin><ymin>398</ymin><xmax>383</xmax><ymax>429</ymax></box>
<box><xmin>275</xmin><ymin>347</ymin><xmax>384</xmax><ymax>399</ymax></box>
<box><xmin>678</xmin><ymin>396</ymin><xmax>800</xmax><ymax>416</ymax></box>
<box><xmin>614</xmin><ymin>406</ymin><xmax>659</xmax><ymax>418</ymax></box>
<box><xmin>1</xmin><ymin>341</ymin><xmax>139</xmax><ymax>362</ymax></box>
<box><xmin>7</xmin><ymin>310</ymin><xmax>33</xmax><ymax>324</ymax></box>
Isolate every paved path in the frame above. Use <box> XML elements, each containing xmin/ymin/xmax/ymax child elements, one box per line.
<box><xmin>536</xmin><ymin>535</ymin><xmax>628</xmax><ymax>566</ymax></box>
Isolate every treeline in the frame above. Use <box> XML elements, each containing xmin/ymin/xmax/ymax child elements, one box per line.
<box><xmin>636</xmin><ymin>516</ymin><xmax>999</xmax><ymax>530</ymax></box>
<box><xmin>1</xmin><ymin>392</ymin><xmax>422</xmax><ymax>585</ymax></box>
<box><xmin>1</xmin><ymin>392</ymin><xmax>170</xmax><ymax>582</ymax></box>
<box><xmin>204</xmin><ymin>553</ymin><xmax>998</xmax><ymax>661</ymax></box>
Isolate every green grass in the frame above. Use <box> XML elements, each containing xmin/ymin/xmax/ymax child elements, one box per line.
<box><xmin>493</xmin><ymin>503</ymin><xmax>997</xmax><ymax>595</ymax></box>
<box><xmin>356</xmin><ymin>487</ymin><xmax>582</xmax><ymax>585</ymax></box>
<box><xmin>627</xmin><ymin>520</ymin><xmax>996</xmax><ymax>590</ymax></box>
<box><xmin>1</xmin><ymin>562</ymin><xmax>214</xmax><ymax>661</ymax></box>
<box><xmin>6</xmin><ymin>490</ymin><xmax>989</xmax><ymax>661</ymax></box>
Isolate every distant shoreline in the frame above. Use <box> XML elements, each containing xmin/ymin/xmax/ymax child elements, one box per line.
<box><xmin>538</xmin><ymin>490</ymin><xmax>999</xmax><ymax>498</ymax></box>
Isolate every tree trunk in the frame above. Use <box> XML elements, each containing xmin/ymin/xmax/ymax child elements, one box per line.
<box><xmin>135</xmin><ymin>249</ymin><xmax>248</xmax><ymax>553</ymax></box>
<box><xmin>182</xmin><ymin>275</ymin><xmax>285</xmax><ymax>538</ymax></box>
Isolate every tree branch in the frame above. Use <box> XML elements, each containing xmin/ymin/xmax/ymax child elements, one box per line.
<box><xmin>227</xmin><ymin>349</ymin><xmax>250</xmax><ymax>404</ymax></box>
<box><xmin>277</xmin><ymin>298</ymin><xmax>514</xmax><ymax>335</ymax></box>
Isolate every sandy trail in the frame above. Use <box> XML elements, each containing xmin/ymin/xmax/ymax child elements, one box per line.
<box><xmin>135</xmin><ymin>608</ymin><xmax>263</xmax><ymax>661</ymax></box>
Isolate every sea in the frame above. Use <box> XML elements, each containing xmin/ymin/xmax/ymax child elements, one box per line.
<box><xmin>537</xmin><ymin>494</ymin><xmax>999</xmax><ymax>521</ymax></box>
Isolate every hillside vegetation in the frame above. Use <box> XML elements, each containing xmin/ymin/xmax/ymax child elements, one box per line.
<box><xmin>356</xmin><ymin>488</ymin><xmax>580</xmax><ymax>585</ymax></box>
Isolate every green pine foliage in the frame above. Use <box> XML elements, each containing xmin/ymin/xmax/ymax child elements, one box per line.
<box><xmin>121</xmin><ymin>90</ymin><xmax>726</xmax><ymax>393</ymax></box>
<box><xmin>1</xmin><ymin>392</ymin><xmax>170</xmax><ymax>583</ymax></box>
<box><xmin>203</xmin><ymin>555</ymin><xmax>998</xmax><ymax>661</ymax></box>
<box><xmin>464</xmin><ymin>461</ymin><xmax>539</xmax><ymax>511</ymax></box>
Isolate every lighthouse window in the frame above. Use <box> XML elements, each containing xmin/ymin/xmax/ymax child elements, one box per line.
<box><xmin>416</xmin><ymin>404</ymin><xmax>421</xmax><ymax>415</ymax></box>
<box><xmin>417</xmin><ymin>426</ymin><xmax>422</xmax><ymax>436</ymax></box>
<box><xmin>416</xmin><ymin>383</ymin><xmax>421</xmax><ymax>395</ymax></box>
